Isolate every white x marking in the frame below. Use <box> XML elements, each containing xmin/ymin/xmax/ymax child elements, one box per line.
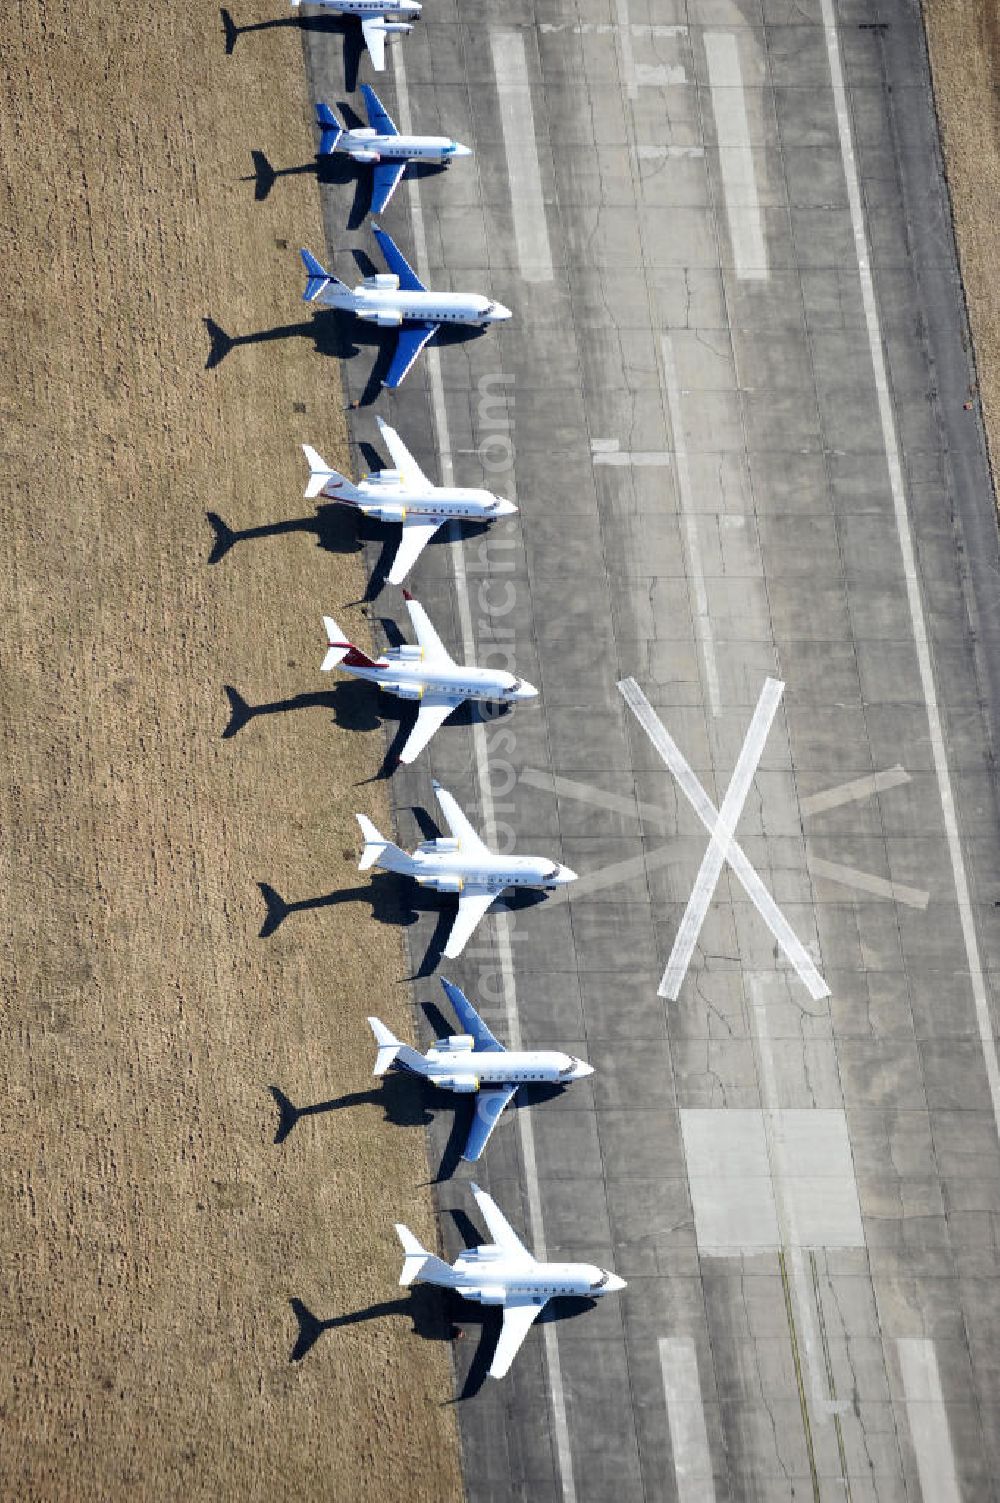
<box><xmin>618</xmin><ymin>677</ymin><xmax>830</xmax><ymax>1003</ymax></box>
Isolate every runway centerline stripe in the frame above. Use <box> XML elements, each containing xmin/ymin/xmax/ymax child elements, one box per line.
<box><xmin>391</xmin><ymin>45</ymin><xmax>576</xmax><ymax>1503</ymax></box>
<box><xmin>703</xmin><ymin>32</ymin><xmax>768</xmax><ymax>282</ymax></box>
<box><xmin>618</xmin><ymin>678</ymin><xmax>830</xmax><ymax>1001</ymax></box>
<box><xmin>490</xmin><ymin>31</ymin><xmax>554</xmax><ymax>284</ymax></box>
<box><xmin>819</xmin><ymin>0</ymin><xmax>1000</xmax><ymax>1140</ymax></box>
<box><xmin>659</xmin><ymin>1337</ymin><xmax>716</xmax><ymax>1502</ymax></box>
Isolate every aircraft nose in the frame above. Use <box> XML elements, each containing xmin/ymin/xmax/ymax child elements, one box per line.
<box><xmin>573</xmin><ymin>1059</ymin><xmax>595</xmax><ymax>1079</ymax></box>
<box><xmin>452</xmin><ymin>143</ymin><xmax>473</xmax><ymax>157</ymax></box>
<box><xmin>498</xmin><ymin>497</ymin><xmax>518</xmax><ymax>516</ymax></box>
<box><xmin>606</xmin><ymin>1274</ymin><xmax>627</xmax><ymax>1293</ymax></box>
<box><xmin>518</xmin><ymin>679</ymin><xmax>539</xmax><ymax>699</ymax></box>
<box><xmin>491</xmin><ymin>303</ymin><xmax>513</xmax><ymax>321</ymax></box>
<box><xmin>558</xmin><ymin>865</ymin><xmax>577</xmax><ymax>884</ymax></box>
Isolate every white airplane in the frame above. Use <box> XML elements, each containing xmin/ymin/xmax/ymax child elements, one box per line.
<box><xmin>316</xmin><ymin>86</ymin><xmax>471</xmax><ymax>216</ymax></box>
<box><xmin>321</xmin><ymin>593</ymin><xmax>537</xmax><ymax>764</ymax></box>
<box><xmin>396</xmin><ymin>1182</ymin><xmax>625</xmax><ymax>1378</ymax></box>
<box><xmin>356</xmin><ymin>781</ymin><xmax>577</xmax><ymax>958</ymax></box>
<box><xmin>299</xmin><ymin>225</ymin><xmax>512</xmax><ymax>388</ymax></box>
<box><xmin>289</xmin><ymin>0</ymin><xmax>419</xmax><ymax>71</ymax></box>
<box><xmin>301</xmin><ymin>416</ymin><xmax>517</xmax><ymax>585</ymax></box>
<box><xmin>369</xmin><ymin>978</ymin><xmax>593</xmax><ymax>1161</ymax></box>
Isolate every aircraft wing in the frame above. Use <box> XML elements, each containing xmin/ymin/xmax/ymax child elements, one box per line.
<box><xmin>399</xmin><ymin>694</ymin><xmax>459</xmax><ymax>764</ymax></box>
<box><xmin>360</xmin><ymin>15</ymin><xmax>388</xmax><ymax>70</ymax></box>
<box><xmin>441</xmin><ymin>978</ymin><xmax>505</xmax><ymax>1051</ymax></box>
<box><xmin>387</xmin><ymin>516</ymin><xmax>441</xmax><ymax>585</ymax></box>
<box><xmin>471</xmin><ymin>1182</ymin><xmax>533</xmax><ymax>1260</ymax></box>
<box><xmin>443</xmin><ymin>887</ymin><xmax>499</xmax><ymax>959</ymax></box>
<box><xmin>360</xmin><ymin>83</ymin><xmax>399</xmax><ymax>137</ymax></box>
<box><xmin>490</xmin><ymin>1299</ymin><xmax>546</xmax><ymax>1380</ymax></box>
<box><xmin>462</xmin><ymin>1085</ymin><xmax>517</xmax><ymax>1162</ymax></box>
<box><xmin>373</xmin><ymin>225</ymin><xmax>426</xmax><ymax>293</ymax></box>
<box><xmin>433</xmin><ymin>781</ymin><xmax>489</xmax><ymax>855</ymax></box>
<box><xmin>384</xmin><ymin>322</ymin><xmax>437</xmax><ymax>390</ymax></box>
<box><xmin>370</xmin><ymin>160</ymin><xmax>407</xmax><ymax>216</ymax></box>
<box><xmin>403</xmin><ymin>593</ymin><xmax>451</xmax><ymax>663</ymax></box>
<box><xmin>376</xmin><ymin>417</ymin><xmax>430</xmax><ymax>487</ymax></box>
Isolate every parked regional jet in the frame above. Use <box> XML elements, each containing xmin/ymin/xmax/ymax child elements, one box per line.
<box><xmin>316</xmin><ymin>87</ymin><xmax>471</xmax><ymax>215</ymax></box>
<box><xmin>322</xmin><ymin>593</ymin><xmax>537</xmax><ymax>764</ymax></box>
<box><xmin>396</xmin><ymin>1182</ymin><xmax>625</xmax><ymax>1378</ymax></box>
<box><xmin>299</xmin><ymin>226</ymin><xmax>511</xmax><ymax>388</ymax></box>
<box><xmin>289</xmin><ymin>0</ymin><xmax>419</xmax><ymax>71</ymax></box>
<box><xmin>301</xmin><ymin>416</ymin><xmax>517</xmax><ymax>584</ymax></box>
<box><xmin>369</xmin><ymin>978</ymin><xmax>592</xmax><ymax>1160</ymax></box>
<box><xmin>356</xmin><ymin>781</ymin><xmax>576</xmax><ymax>958</ymax></box>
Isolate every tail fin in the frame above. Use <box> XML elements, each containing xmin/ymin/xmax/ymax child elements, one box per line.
<box><xmin>322</xmin><ymin>615</ymin><xmax>382</xmax><ymax>672</ymax></box>
<box><xmin>300</xmin><ymin>247</ymin><xmax>348</xmax><ymax>303</ymax></box>
<box><xmin>316</xmin><ymin>102</ymin><xmax>344</xmax><ymax>156</ymax></box>
<box><xmin>303</xmin><ymin>444</ymin><xmax>354</xmax><ymax>501</ymax></box>
<box><xmin>356</xmin><ymin>812</ymin><xmax>411</xmax><ymax>874</ymax></box>
<box><xmin>368</xmin><ymin>1017</ymin><xmax>426</xmax><ymax>1076</ymax></box>
<box><xmin>395</xmin><ymin>1225</ymin><xmax>459</xmax><ymax>1288</ymax></box>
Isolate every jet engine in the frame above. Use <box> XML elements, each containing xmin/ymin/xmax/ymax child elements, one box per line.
<box><xmin>349</xmin><ymin>149</ymin><xmax>381</xmax><ymax>163</ymax></box>
<box><xmin>470</xmin><ymin>1285</ymin><xmax>508</xmax><ymax>1305</ymax></box>
<box><xmin>394</xmin><ymin>645</ymin><xmax>423</xmax><ymax>661</ymax></box>
<box><xmin>369</xmin><ymin>503</ymin><xmax>406</xmax><ymax>522</ymax></box>
<box><xmin>416</xmin><ymin>873</ymin><xmax>463</xmax><ymax>892</ymax></box>
<box><xmin>390</xmin><ymin>682</ymin><xmax>423</xmax><ymax>700</ymax></box>
<box><xmin>367</xmin><ymin>468</ymin><xmax>401</xmax><ymax>486</ymax></box>
<box><xmin>416</xmin><ymin>836</ymin><xmax>458</xmax><ymax>856</ymax></box>
<box><xmin>437</xmin><ymin>1035</ymin><xmax>474</xmax><ymax>1052</ymax></box>
<box><xmin>364</xmin><ymin>273</ymin><xmax>400</xmax><ymax>291</ymax></box>
<box><xmin>374</xmin><ymin>310</ymin><xmax>404</xmax><ymax>327</ymax></box>
<box><xmin>428</xmin><ymin>1074</ymin><xmax>478</xmax><ymax>1093</ymax></box>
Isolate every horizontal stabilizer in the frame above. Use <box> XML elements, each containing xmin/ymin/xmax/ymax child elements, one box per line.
<box><xmin>356</xmin><ymin>812</ymin><xmax>411</xmax><ymax>874</ymax></box>
<box><xmin>300</xmin><ymin>247</ymin><xmax>331</xmax><ymax>303</ymax></box>
<box><xmin>315</xmin><ymin>102</ymin><xmax>343</xmax><ymax>156</ymax></box>
<box><xmin>302</xmin><ymin>444</ymin><xmax>349</xmax><ymax>500</ymax></box>
<box><xmin>322</xmin><ymin>616</ymin><xmax>382</xmax><ymax>672</ymax></box>
<box><xmin>395</xmin><ymin>1224</ymin><xmax>459</xmax><ymax>1287</ymax></box>
<box><xmin>369</xmin><ymin>1017</ymin><xmax>425</xmax><ymax>1077</ymax></box>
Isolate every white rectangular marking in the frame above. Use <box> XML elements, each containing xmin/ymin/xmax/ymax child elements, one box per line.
<box><xmin>819</xmin><ymin>0</ymin><xmax>1000</xmax><ymax>1140</ymax></box>
<box><xmin>491</xmin><ymin>32</ymin><xmax>554</xmax><ymax>283</ymax></box>
<box><xmin>898</xmin><ymin>1338</ymin><xmax>962</xmax><ymax>1503</ymax></box>
<box><xmin>618</xmin><ymin>678</ymin><xmax>829</xmax><ymax>1001</ymax></box>
<box><xmin>801</xmin><ymin>764</ymin><xmax>910</xmax><ymax>817</ymax></box>
<box><xmin>393</xmin><ymin>47</ymin><xmax>575</xmax><ymax>1503</ymax></box>
<box><xmin>659</xmin><ymin>1337</ymin><xmax>717</xmax><ymax>1503</ymax></box>
<box><xmin>660</xmin><ymin>336</ymin><xmax>721</xmax><ymax>716</ymax></box>
<box><xmin>662</xmin><ymin>678</ymin><xmax>784</xmax><ymax>997</ymax></box>
<box><xmin>704</xmin><ymin>32</ymin><xmax>767</xmax><ymax>281</ymax></box>
<box><xmin>807</xmin><ymin>856</ymin><xmax>930</xmax><ymax>911</ymax></box>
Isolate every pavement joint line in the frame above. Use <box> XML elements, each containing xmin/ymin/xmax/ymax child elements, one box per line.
<box><xmin>703</xmin><ymin>31</ymin><xmax>768</xmax><ymax>282</ymax></box>
<box><xmin>800</xmin><ymin>765</ymin><xmax>910</xmax><ymax>817</ymax></box>
<box><xmin>806</xmin><ymin>856</ymin><xmax>930</xmax><ymax>911</ymax></box>
<box><xmin>490</xmin><ymin>30</ymin><xmax>554</xmax><ymax>284</ymax></box>
<box><xmin>391</xmin><ymin>45</ymin><xmax>576</xmax><ymax>1503</ymax></box>
<box><xmin>659</xmin><ymin>335</ymin><xmax>722</xmax><ymax>716</ymax></box>
<box><xmin>613</xmin><ymin>0</ymin><xmax>638</xmax><ymax>99</ymax></box>
<box><xmin>662</xmin><ymin>677</ymin><xmax>784</xmax><ymax>998</ymax></box>
<box><xmin>751</xmin><ymin>977</ymin><xmax>851</xmax><ymax>1426</ymax></box>
<box><xmin>658</xmin><ymin>1337</ymin><xmax>716</xmax><ymax>1503</ymax></box>
<box><xmin>820</xmin><ymin>0</ymin><xmax>1000</xmax><ymax>1141</ymax></box>
<box><xmin>618</xmin><ymin>678</ymin><xmax>830</xmax><ymax>1001</ymax></box>
<box><xmin>897</xmin><ymin>1338</ymin><xmax>962</xmax><ymax>1503</ymax></box>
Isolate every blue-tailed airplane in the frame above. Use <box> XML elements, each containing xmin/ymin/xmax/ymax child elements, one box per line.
<box><xmin>316</xmin><ymin>86</ymin><xmax>471</xmax><ymax>216</ymax></box>
<box><xmin>368</xmin><ymin>979</ymin><xmax>593</xmax><ymax>1161</ymax></box>
<box><xmin>289</xmin><ymin>0</ymin><xmax>419</xmax><ymax>71</ymax></box>
<box><xmin>299</xmin><ymin>226</ymin><xmax>511</xmax><ymax>389</ymax></box>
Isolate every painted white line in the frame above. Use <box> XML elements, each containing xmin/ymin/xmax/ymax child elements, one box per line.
<box><xmin>703</xmin><ymin>32</ymin><xmax>767</xmax><ymax>281</ymax></box>
<box><xmin>520</xmin><ymin>767</ymin><xmax>644</xmax><ymax>826</ymax></box>
<box><xmin>659</xmin><ymin>1337</ymin><xmax>716</xmax><ymax>1502</ymax></box>
<box><xmin>591</xmin><ymin>438</ymin><xmax>673</xmax><ymax>468</ymax></box>
<box><xmin>618</xmin><ymin>678</ymin><xmax>829</xmax><ymax>1001</ymax></box>
<box><xmin>638</xmin><ymin>144</ymin><xmax>705</xmax><ymax>161</ymax></box>
<box><xmin>897</xmin><ymin>1338</ymin><xmax>962</xmax><ymax>1503</ymax></box>
<box><xmin>491</xmin><ymin>31</ymin><xmax>554</xmax><ymax>284</ymax></box>
<box><xmin>613</xmin><ymin>0</ymin><xmax>637</xmax><ymax>98</ymax></box>
<box><xmin>800</xmin><ymin>764</ymin><xmax>910</xmax><ymax>817</ymax></box>
<box><xmin>660</xmin><ymin>335</ymin><xmax>721</xmax><ymax>717</ymax></box>
<box><xmin>807</xmin><ymin>856</ymin><xmax>930</xmax><ymax>911</ymax></box>
<box><xmin>662</xmin><ymin>678</ymin><xmax>784</xmax><ymax>997</ymax></box>
<box><xmin>393</xmin><ymin>49</ymin><xmax>576</xmax><ymax>1503</ymax></box>
<box><xmin>820</xmin><ymin>0</ymin><xmax>1000</xmax><ymax>1140</ymax></box>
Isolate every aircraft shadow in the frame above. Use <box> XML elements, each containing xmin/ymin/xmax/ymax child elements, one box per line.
<box><xmin>268</xmin><ymin>1071</ymin><xmax>430</xmax><ymax>1145</ymax></box>
<box><xmin>244</xmin><ymin>148</ymin><xmax>371</xmax><ymax>228</ymax></box>
<box><xmin>221</xmin><ymin>7</ymin><xmax>364</xmax><ymax>88</ymax></box>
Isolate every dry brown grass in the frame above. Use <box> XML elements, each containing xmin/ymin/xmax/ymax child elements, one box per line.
<box><xmin>0</xmin><ymin>2</ymin><xmax>462</xmax><ymax>1498</ymax></box>
<box><xmin>923</xmin><ymin>0</ymin><xmax>1000</xmax><ymax>491</ymax></box>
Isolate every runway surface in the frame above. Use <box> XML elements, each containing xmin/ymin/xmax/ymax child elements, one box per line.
<box><xmin>296</xmin><ymin>1</ymin><xmax>1000</xmax><ymax>1497</ymax></box>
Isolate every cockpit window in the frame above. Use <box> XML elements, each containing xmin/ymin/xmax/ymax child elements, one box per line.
<box><xmin>558</xmin><ymin>1057</ymin><xmax>577</xmax><ymax>1077</ymax></box>
<box><xmin>590</xmin><ymin>1272</ymin><xmax>610</xmax><ymax>1290</ymax></box>
<box><xmin>543</xmin><ymin>865</ymin><xmax>560</xmax><ymax>880</ymax></box>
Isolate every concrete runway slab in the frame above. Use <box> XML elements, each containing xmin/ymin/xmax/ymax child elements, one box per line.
<box><xmin>293</xmin><ymin>0</ymin><xmax>1000</xmax><ymax>1496</ymax></box>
